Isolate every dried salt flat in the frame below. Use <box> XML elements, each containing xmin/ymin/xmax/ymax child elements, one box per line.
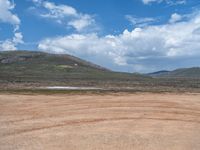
<box><xmin>42</xmin><ymin>86</ymin><xmax>102</xmax><ymax>90</ymax></box>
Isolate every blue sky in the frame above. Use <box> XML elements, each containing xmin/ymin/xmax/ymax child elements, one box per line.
<box><xmin>0</xmin><ymin>0</ymin><xmax>200</xmax><ymax>73</ymax></box>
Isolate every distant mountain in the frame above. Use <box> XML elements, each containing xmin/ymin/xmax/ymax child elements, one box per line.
<box><xmin>0</xmin><ymin>51</ymin><xmax>148</xmax><ymax>86</ymax></box>
<box><xmin>149</xmin><ymin>67</ymin><xmax>200</xmax><ymax>78</ymax></box>
<box><xmin>148</xmin><ymin>70</ymin><xmax>170</xmax><ymax>77</ymax></box>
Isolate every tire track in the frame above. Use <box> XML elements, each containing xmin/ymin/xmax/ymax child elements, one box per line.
<box><xmin>2</xmin><ymin>116</ymin><xmax>200</xmax><ymax>137</ymax></box>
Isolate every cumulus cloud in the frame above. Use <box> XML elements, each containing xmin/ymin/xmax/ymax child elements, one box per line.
<box><xmin>31</xmin><ymin>0</ymin><xmax>96</xmax><ymax>32</ymax></box>
<box><xmin>41</xmin><ymin>1</ymin><xmax>77</xmax><ymax>17</ymax></box>
<box><xmin>169</xmin><ymin>13</ymin><xmax>182</xmax><ymax>23</ymax></box>
<box><xmin>0</xmin><ymin>32</ymin><xmax>23</xmax><ymax>51</ymax></box>
<box><xmin>37</xmin><ymin>11</ymin><xmax>200</xmax><ymax>72</ymax></box>
<box><xmin>142</xmin><ymin>0</ymin><xmax>186</xmax><ymax>5</ymax></box>
<box><xmin>0</xmin><ymin>0</ymin><xmax>23</xmax><ymax>51</ymax></box>
<box><xmin>125</xmin><ymin>15</ymin><xmax>157</xmax><ymax>27</ymax></box>
<box><xmin>68</xmin><ymin>14</ymin><xmax>95</xmax><ymax>32</ymax></box>
<box><xmin>12</xmin><ymin>32</ymin><xmax>23</xmax><ymax>44</ymax></box>
<box><xmin>0</xmin><ymin>0</ymin><xmax>20</xmax><ymax>27</ymax></box>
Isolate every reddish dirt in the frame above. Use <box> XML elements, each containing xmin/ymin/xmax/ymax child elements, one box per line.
<box><xmin>0</xmin><ymin>93</ymin><xmax>200</xmax><ymax>150</ymax></box>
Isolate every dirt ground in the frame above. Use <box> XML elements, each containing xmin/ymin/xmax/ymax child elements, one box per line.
<box><xmin>0</xmin><ymin>93</ymin><xmax>200</xmax><ymax>150</ymax></box>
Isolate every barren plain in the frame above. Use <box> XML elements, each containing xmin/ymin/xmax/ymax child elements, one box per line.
<box><xmin>0</xmin><ymin>93</ymin><xmax>200</xmax><ymax>150</ymax></box>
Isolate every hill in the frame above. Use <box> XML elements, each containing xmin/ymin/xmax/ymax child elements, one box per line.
<box><xmin>147</xmin><ymin>70</ymin><xmax>170</xmax><ymax>77</ymax></box>
<box><xmin>0</xmin><ymin>51</ymin><xmax>149</xmax><ymax>88</ymax></box>
<box><xmin>150</xmin><ymin>67</ymin><xmax>200</xmax><ymax>78</ymax></box>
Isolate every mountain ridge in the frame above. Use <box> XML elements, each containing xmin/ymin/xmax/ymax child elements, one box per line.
<box><xmin>149</xmin><ymin>67</ymin><xmax>200</xmax><ymax>78</ymax></box>
<box><xmin>0</xmin><ymin>50</ymin><xmax>150</xmax><ymax>88</ymax></box>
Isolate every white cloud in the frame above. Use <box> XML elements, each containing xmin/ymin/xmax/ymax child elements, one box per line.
<box><xmin>0</xmin><ymin>0</ymin><xmax>23</xmax><ymax>51</ymax></box>
<box><xmin>125</xmin><ymin>15</ymin><xmax>157</xmax><ymax>27</ymax></box>
<box><xmin>142</xmin><ymin>0</ymin><xmax>161</xmax><ymax>4</ymax></box>
<box><xmin>0</xmin><ymin>32</ymin><xmax>23</xmax><ymax>51</ymax></box>
<box><xmin>142</xmin><ymin>0</ymin><xmax>186</xmax><ymax>5</ymax></box>
<box><xmin>37</xmin><ymin>11</ymin><xmax>200</xmax><ymax>72</ymax></box>
<box><xmin>0</xmin><ymin>0</ymin><xmax>20</xmax><ymax>27</ymax></box>
<box><xmin>169</xmin><ymin>13</ymin><xmax>182</xmax><ymax>23</ymax></box>
<box><xmin>41</xmin><ymin>1</ymin><xmax>77</xmax><ymax>17</ymax></box>
<box><xmin>0</xmin><ymin>40</ymin><xmax>16</xmax><ymax>50</ymax></box>
<box><xmin>68</xmin><ymin>14</ymin><xmax>95</xmax><ymax>32</ymax></box>
<box><xmin>167</xmin><ymin>0</ymin><xmax>186</xmax><ymax>5</ymax></box>
<box><xmin>13</xmin><ymin>32</ymin><xmax>23</xmax><ymax>44</ymax></box>
<box><xmin>31</xmin><ymin>0</ymin><xmax>97</xmax><ymax>32</ymax></box>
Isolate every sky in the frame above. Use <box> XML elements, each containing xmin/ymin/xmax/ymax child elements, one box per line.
<box><xmin>0</xmin><ymin>0</ymin><xmax>200</xmax><ymax>73</ymax></box>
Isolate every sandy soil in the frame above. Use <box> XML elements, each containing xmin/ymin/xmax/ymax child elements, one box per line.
<box><xmin>0</xmin><ymin>93</ymin><xmax>200</xmax><ymax>150</ymax></box>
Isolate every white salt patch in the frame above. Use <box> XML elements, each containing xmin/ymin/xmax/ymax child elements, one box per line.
<box><xmin>42</xmin><ymin>86</ymin><xmax>102</xmax><ymax>90</ymax></box>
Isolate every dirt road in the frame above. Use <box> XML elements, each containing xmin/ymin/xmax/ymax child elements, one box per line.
<box><xmin>0</xmin><ymin>93</ymin><xmax>200</xmax><ymax>150</ymax></box>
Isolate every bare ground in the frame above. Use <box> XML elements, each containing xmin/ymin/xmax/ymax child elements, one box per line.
<box><xmin>0</xmin><ymin>93</ymin><xmax>200</xmax><ymax>150</ymax></box>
